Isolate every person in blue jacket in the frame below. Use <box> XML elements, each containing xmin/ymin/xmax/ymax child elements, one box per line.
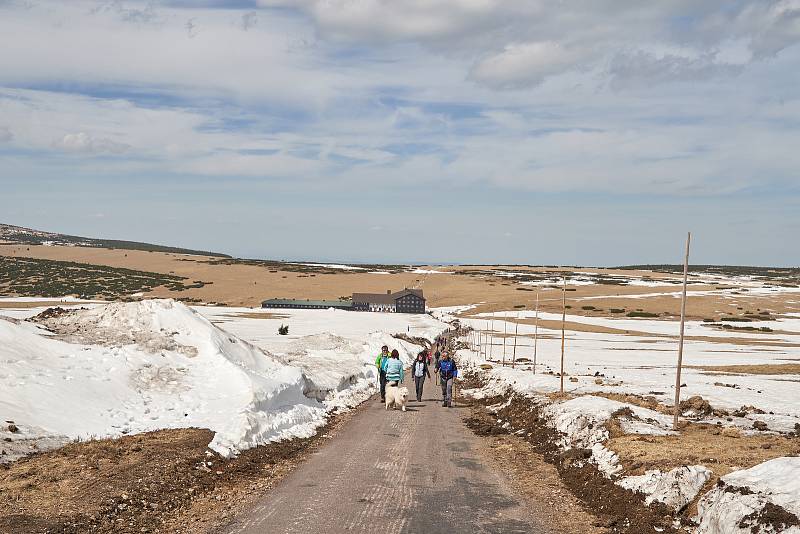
<box><xmin>435</xmin><ymin>352</ymin><xmax>457</xmax><ymax>407</ymax></box>
<box><xmin>385</xmin><ymin>349</ymin><xmax>405</xmax><ymax>386</ymax></box>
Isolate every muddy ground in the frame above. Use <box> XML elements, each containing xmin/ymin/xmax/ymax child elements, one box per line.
<box><xmin>459</xmin><ymin>372</ymin><xmax>681</xmax><ymax>534</ymax></box>
<box><xmin>461</xmin><ymin>374</ymin><xmax>800</xmax><ymax>534</ymax></box>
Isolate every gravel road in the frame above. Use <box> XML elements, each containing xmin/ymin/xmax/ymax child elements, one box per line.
<box><xmin>220</xmin><ymin>374</ymin><xmax>548</xmax><ymax>534</ymax></box>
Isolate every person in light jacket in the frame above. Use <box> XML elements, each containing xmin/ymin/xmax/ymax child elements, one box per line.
<box><xmin>411</xmin><ymin>351</ymin><xmax>431</xmax><ymax>402</ymax></box>
<box><xmin>385</xmin><ymin>349</ymin><xmax>405</xmax><ymax>386</ymax></box>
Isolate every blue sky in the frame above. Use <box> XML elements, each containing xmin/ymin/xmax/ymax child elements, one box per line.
<box><xmin>1</xmin><ymin>1</ymin><xmax>799</xmax><ymax>266</ymax></box>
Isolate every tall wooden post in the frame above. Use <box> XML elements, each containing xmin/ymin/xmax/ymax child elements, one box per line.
<box><xmin>533</xmin><ymin>290</ymin><xmax>539</xmax><ymax>374</ymax></box>
<box><xmin>512</xmin><ymin>312</ymin><xmax>519</xmax><ymax>368</ymax></box>
<box><xmin>489</xmin><ymin>312</ymin><xmax>495</xmax><ymax>362</ymax></box>
<box><xmin>560</xmin><ymin>277</ymin><xmax>567</xmax><ymax>394</ymax></box>
<box><xmin>673</xmin><ymin>232</ymin><xmax>692</xmax><ymax>430</ymax></box>
<box><xmin>502</xmin><ymin>313</ymin><xmax>507</xmax><ymax>366</ymax></box>
<box><xmin>484</xmin><ymin>321</ymin><xmax>489</xmax><ymax>360</ymax></box>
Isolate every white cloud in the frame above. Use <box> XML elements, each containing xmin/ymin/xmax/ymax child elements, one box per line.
<box><xmin>469</xmin><ymin>41</ymin><xmax>583</xmax><ymax>89</ymax></box>
<box><xmin>53</xmin><ymin>132</ymin><xmax>131</xmax><ymax>154</ymax></box>
<box><xmin>0</xmin><ymin>1</ymin><xmax>798</xmax><ymax>198</ymax></box>
<box><xmin>266</xmin><ymin>0</ymin><xmax>800</xmax><ymax>88</ymax></box>
<box><xmin>0</xmin><ymin>126</ymin><xmax>12</xmax><ymax>142</ymax></box>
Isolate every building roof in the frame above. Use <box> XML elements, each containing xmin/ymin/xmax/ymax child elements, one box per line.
<box><xmin>393</xmin><ymin>288</ymin><xmax>425</xmax><ymax>300</ymax></box>
<box><xmin>352</xmin><ymin>288</ymin><xmax>425</xmax><ymax>305</ymax></box>
<box><xmin>262</xmin><ymin>299</ymin><xmax>352</xmax><ymax>307</ymax></box>
<box><xmin>352</xmin><ymin>292</ymin><xmax>395</xmax><ymax>305</ymax></box>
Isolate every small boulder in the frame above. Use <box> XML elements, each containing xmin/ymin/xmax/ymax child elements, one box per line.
<box><xmin>7</xmin><ymin>424</ymin><xmax>18</xmax><ymax>434</ymax></box>
<box><xmin>752</xmin><ymin>420</ymin><xmax>768</xmax><ymax>431</ymax></box>
<box><xmin>721</xmin><ymin>426</ymin><xmax>741</xmax><ymax>438</ymax></box>
<box><xmin>680</xmin><ymin>395</ymin><xmax>713</xmax><ymax>416</ymax></box>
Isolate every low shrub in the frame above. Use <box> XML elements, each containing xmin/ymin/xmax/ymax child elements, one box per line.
<box><xmin>626</xmin><ymin>311</ymin><xmax>659</xmax><ymax>318</ymax></box>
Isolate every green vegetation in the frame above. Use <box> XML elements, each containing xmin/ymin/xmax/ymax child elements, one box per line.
<box><xmin>278</xmin><ymin>324</ymin><xmax>289</xmax><ymax>335</ymax></box>
<box><xmin>609</xmin><ymin>308</ymin><xmax>625</xmax><ymax>313</ymax></box>
<box><xmin>201</xmin><ymin>258</ymin><xmax>408</xmax><ymax>275</ymax></box>
<box><xmin>0</xmin><ymin>224</ymin><xmax>229</xmax><ymax>258</ymax></box>
<box><xmin>0</xmin><ymin>256</ymin><xmax>204</xmax><ymax>300</ymax></box>
<box><xmin>615</xmin><ymin>264</ymin><xmax>800</xmax><ymax>287</ymax></box>
<box><xmin>704</xmin><ymin>323</ymin><xmax>774</xmax><ymax>333</ymax></box>
<box><xmin>626</xmin><ymin>311</ymin><xmax>660</xmax><ymax>318</ymax></box>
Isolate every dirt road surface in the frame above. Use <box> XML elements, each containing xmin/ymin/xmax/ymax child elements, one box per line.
<box><xmin>219</xmin><ymin>375</ymin><xmax>550</xmax><ymax>534</ymax></box>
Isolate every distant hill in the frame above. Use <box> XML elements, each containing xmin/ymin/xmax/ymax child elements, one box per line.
<box><xmin>0</xmin><ymin>224</ymin><xmax>230</xmax><ymax>258</ymax></box>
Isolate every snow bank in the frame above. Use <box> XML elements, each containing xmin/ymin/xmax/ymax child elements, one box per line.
<box><xmin>618</xmin><ymin>466</ymin><xmax>711</xmax><ymax>511</ymax></box>
<box><xmin>2</xmin><ymin>300</ymin><xmax>328</xmax><ymax>458</ymax></box>
<box><xmin>194</xmin><ymin>306</ymin><xmax>447</xmax><ymax>414</ymax></box>
<box><xmin>1</xmin><ymin>300</ymin><xmax>447</xmax><ymax>462</ymax></box>
<box><xmin>540</xmin><ymin>395</ymin><xmax>674</xmax><ymax>476</ymax></box>
<box><xmin>696</xmin><ymin>458</ymin><xmax>800</xmax><ymax>534</ymax></box>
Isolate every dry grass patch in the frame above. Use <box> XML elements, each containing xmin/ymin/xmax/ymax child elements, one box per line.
<box><xmin>689</xmin><ymin>363</ymin><xmax>800</xmax><ymax>375</ymax></box>
<box><xmin>608</xmin><ymin>424</ymin><xmax>800</xmax><ymax>479</ymax></box>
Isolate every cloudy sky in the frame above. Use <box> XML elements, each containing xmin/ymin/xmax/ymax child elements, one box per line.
<box><xmin>1</xmin><ymin>1</ymin><xmax>799</xmax><ymax>266</ymax></box>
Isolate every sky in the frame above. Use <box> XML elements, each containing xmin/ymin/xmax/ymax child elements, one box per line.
<box><xmin>1</xmin><ymin>0</ymin><xmax>799</xmax><ymax>266</ymax></box>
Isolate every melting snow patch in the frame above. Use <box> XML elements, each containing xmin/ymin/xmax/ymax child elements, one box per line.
<box><xmin>696</xmin><ymin>457</ymin><xmax>800</xmax><ymax>534</ymax></box>
<box><xmin>618</xmin><ymin>466</ymin><xmax>712</xmax><ymax>511</ymax></box>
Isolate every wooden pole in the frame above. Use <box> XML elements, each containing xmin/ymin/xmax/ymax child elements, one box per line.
<box><xmin>484</xmin><ymin>320</ymin><xmax>489</xmax><ymax>361</ymax></box>
<box><xmin>673</xmin><ymin>232</ymin><xmax>692</xmax><ymax>431</ymax></box>
<box><xmin>502</xmin><ymin>313</ymin><xmax>507</xmax><ymax>366</ymax></box>
<box><xmin>560</xmin><ymin>277</ymin><xmax>567</xmax><ymax>394</ymax></box>
<box><xmin>512</xmin><ymin>312</ymin><xmax>519</xmax><ymax>368</ymax></box>
<box><xmin>489</xmin><ymin>312</ymin><xmax>494</xmax><ymax>362</ymax></box>
<box><xmin>533</xmin><ymin>290</ymin><xmax>539</xmax><ymax>374</ymax></box>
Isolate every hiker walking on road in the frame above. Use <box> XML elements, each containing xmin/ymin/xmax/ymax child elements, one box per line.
<box><xmin>433</xmin><ymin>347</ymin><xmax>442</xmax><ymax>384</ymax></box>
<box><xmin>412</xmin><ymin>351</ymin><xmax>431</xmax><ymax>402</ymax></box>
<box><xmin>385</xmin><ymin>349</ymin><xmax>404</xmax><ymax>386</ymax></box>
<box><xmin>375</xmin><ymin>345</ymin><xmax>390</xmax><ymax>402</ymax></box>
<box><xmin>435</xmin><ymin>353</ymin><xmax>458</xmax><ymax>408</ymax></box>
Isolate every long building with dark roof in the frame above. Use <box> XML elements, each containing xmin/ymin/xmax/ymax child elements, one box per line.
<box><xmin>352</xmin><ymin>288</ymin><xmax>425</xmax><ymax>313</ymax></box>
<box><xmin>261</xmin><ymin>288</ymin><xmax>425</xmax><ymax>314</ymax></box>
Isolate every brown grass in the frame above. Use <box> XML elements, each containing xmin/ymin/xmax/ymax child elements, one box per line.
<box><xmin>608</xmin><ymin>423</ymin><xmax>800</xmax><ymax>478</ymax></box>
<box><xmin>689</xmin><ymin>363</ymin><xmax>800</xmax><ymax>375</ymax></box>
<box><xmin>3</xmin><ymin>245</ymin><xmax>799</xmax><ymax>322</ymax></box>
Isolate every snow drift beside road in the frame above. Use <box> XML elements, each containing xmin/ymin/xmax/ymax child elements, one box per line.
<box><xmin>696</xmin><ymin>457</ymin><xmax>800</xmax><ymax>534</ymax></box>
<box><xmin>0</xmin><ymin>301</ymin><xmax>354</xmax><ymax>459</ymax></box>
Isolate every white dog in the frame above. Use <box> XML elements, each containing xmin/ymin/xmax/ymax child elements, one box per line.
<box><xmin>385</xmin><ymin>384</ymin><xmax>409</xmax><ymax>411</ymax></box>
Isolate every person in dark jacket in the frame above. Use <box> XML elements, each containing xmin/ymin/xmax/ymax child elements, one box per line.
<box><xmin>435</xmin><ymin>353</ymin><xmax>458</xmax><ymax>407</ymax></box>
<box><xmin>411</xmin><ymin>351</ymin><xmax>431</xmax><ymax>402</ymax></box>
<box><xmin>433</xmin><ymin>348</ymin><xmax>441</xmax><ymax>384</ymax></box>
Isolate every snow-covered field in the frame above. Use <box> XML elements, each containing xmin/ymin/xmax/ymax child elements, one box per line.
<box><xmin>457</xmin><ymin>310</ymin><xmax>800</xmax><ymax>433</ymax></box>
<box><xmin>0</xmin><ymin>299</ymin><xmax>447</xmax><ymax>462</ymax></box>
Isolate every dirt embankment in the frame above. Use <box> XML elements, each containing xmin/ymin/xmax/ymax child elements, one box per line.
<box><xmin>461</xmin><ymin>375</ymin><xmax>800</xmax><ymax>533</ymax></box>
<box><xmin>0</xmin><ymin>403</ymin><xmax>365</xmax><ymax>534</ymax></box>
<box><xmin>459</xmin><ymin>372</ymin><xmax>681</xmax><ymax>534</ymax></box>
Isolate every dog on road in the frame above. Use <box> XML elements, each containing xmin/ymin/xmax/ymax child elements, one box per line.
<box><xmin>385</xmin><ymin>384</ymin><xmax>408</xmax><ymax>411</ymax></box>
